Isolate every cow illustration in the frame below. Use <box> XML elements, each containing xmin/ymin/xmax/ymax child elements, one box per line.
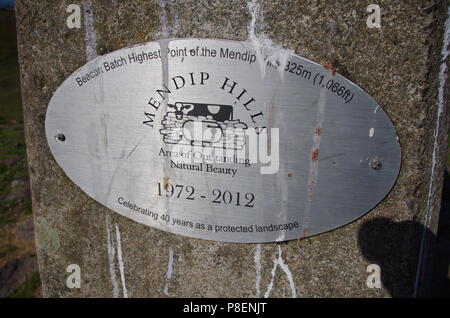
<box><xmin>168</xmin><ymin>102</ymin><xmax>194</xmax><ymax>120</ymax></box>
<box><xmin>160</xmin><ymin>102</ymin><xmax>248</xmax><ymax>150</ymax></box>
<box><xmin>167</xmin><ymin>102</ymin><xmax>234</xmax><ymax>122</ymax></box>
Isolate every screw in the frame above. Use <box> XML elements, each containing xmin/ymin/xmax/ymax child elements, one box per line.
<box><xmin>55</xmin><ymin>133</ymin><xmax>66</xmax><ymax>142</ymax></box>
<box><xmin>370</xmin><ymin>158</ymin><xmax>382</xmax><ymax>170</ymax></box>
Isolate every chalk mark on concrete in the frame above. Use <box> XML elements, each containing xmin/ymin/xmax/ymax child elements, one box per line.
<box><xmin>263</xmin><ymin>245</ymin><xmax>297</xmax><ymax>298</ymax></box>
<box><xmin>105</xmin><ymin>216</ymin><xmax>128</xmax><ymax>298</ymax></box>
<box><xmin>163</xmin><ymin>246</ymin><xmax>174</xmax><ymax>296</ymax></box>
<box><xmin>115</xmin><ymin>224</ymin><xmax>128</xmax><ymax>298</ymax></box>
<box><xmin>105</xmin><ymin>216</ymin><xmax>119</xmax><ymax>298</ymax></box>
<box><xmin>414</xmin><ymin>4</ymin><xmax>450</xmax><ymax>297</ymax></box>
<box><xmin>83</xmin><ymin>0</ymin><xmax>98</xmax><ymax>61</ymax></box>
<box><xmin>254</xmin><ymin>244</ymin><xmax>262</xmax><ymax>297</ymax></box>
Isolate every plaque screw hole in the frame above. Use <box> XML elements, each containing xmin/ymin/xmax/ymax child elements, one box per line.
<box><xmin>55</xmin><ymin>133</ymin><xmax>66</xmax><ymax>142</ymax></box>
<box><xmin>370</xmin><ymin>158</ymin><xmax>382</xmax><ymax>170</ymax></box>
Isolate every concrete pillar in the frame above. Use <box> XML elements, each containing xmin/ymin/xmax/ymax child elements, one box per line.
<box><xmin>15</xmin><ymin>0</ymin><xmax>449</xmax><ymax>297</ymax></box>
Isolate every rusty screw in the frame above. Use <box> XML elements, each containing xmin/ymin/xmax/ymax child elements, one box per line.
<box><xmin>370</xmin><ymin>158</ymin><xmax>382</xmax><ymax>170</ymax></box>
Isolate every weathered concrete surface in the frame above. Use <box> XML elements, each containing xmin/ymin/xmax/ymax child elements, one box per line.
<box><xmin>15</xmin><ymin>0</ymin><xmax>449</xmax><ymax>297</ymax></box>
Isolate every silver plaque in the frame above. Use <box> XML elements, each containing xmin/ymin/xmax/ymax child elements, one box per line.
<box><xmin>46</xmin><ymin>39</ymin><xmax>401</xmax><ymax>243</ymax></box>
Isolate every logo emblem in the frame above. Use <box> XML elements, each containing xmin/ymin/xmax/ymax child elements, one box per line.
<box><xmin>160</xmin><ymin>102</ymin><xmax>248</xmax><ymax>150</ymax></box>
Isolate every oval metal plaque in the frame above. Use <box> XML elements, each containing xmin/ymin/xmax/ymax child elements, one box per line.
<box><xmin>46</xmin><ymin>39</ymin><xmax>401</xmax><ymax>243</ymax></box>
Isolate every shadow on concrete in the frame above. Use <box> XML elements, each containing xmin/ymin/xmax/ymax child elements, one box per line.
<box><xmin>358</xmin><ymin>169</ymin><xmax>450</xmax><ymax>298</ymax></box>
<box><xmin>432</xmin><ymin>168</ymin><xmax>450</xmax><ymax>297</ymax></box>
<box><xmin>358</xmin><ymin>217</ymin><xmax>425</xmax><ymax>297</ymax></box>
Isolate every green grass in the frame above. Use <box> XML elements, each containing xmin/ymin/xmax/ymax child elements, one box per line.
<box><xmin>0</xmin><ymin>8</ymin><xmax>25</xmax><ymax>162</ymax></box>
<box><xmin>0</xmin><ymin>9</ymin><xmax>41</xmax><ymax>297</ymax></box>
<box><xmin>0</xmin><ymin>9</ymin><xmax>28</xmax><ymax>223</ymax></box>
<box><xmin>0</xmin><ymin>10</ymin><xmax>22</xmax><ymax>123</ymax></box>
<box><xmin>8</xmin><ymin>272</ymin><xmax>42</xmax><ymax>298</ymax></box>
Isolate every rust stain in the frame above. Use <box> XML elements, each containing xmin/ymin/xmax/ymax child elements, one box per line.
<box><xmin>287</xmin><ymin>172</ymin><xmax>293</xmax><ymax>178</ymax></box>
<box><xmin>163</xmin><ymin>176</ymin><xmax>169</xmax><ymax>190</ymax></box>
<box><xmin>322</xmin><ymin>61</ymin><xmax>337</xmax><ymax>75</ymax></box>
<box><xmin>299</xmin><ymin>228</ymin><xmax>309</xmax><ymax>239</ymax></box>
<box><xmin>314</xmin><ymin>125</ymin><xmax>322</xmax><ymax>136</ymax></box>
<box><xmin>311</xmin><ymin>149</ymin><xmax>320</xmax><ymax>161</ymax></box>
